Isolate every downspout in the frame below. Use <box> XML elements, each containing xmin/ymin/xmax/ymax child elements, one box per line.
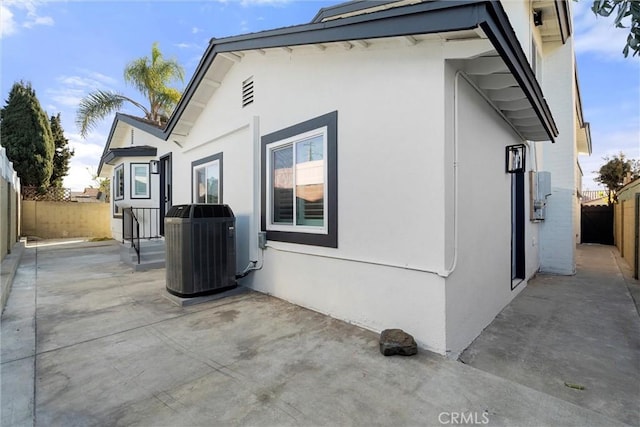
<box><xmin>439</xmin><ymin>70</ymin><xmax>532</xmax><ymax>277</ymax></box>
<box><xmin>237</xmin><ymin>115</ymin><xmax>265</xmax><ymax>279</ymax></box>
<box><xmin>438</xmin><ymin>71</ymin><xmax>462</xmax><ymax>277</ymax></box>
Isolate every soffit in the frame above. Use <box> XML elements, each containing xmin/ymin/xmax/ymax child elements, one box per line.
<box><xmin>533</xmin><ymin>0</ymin><xmax>571</xmax><ymax>44</ymax></box>
<box><xmin>462</xmin><ymin>53</ymin><xmax>552</xmax><ymax>141</ymax></box>
<box><xmin>166</xmin><ymin>1</ymin><xmax>558</xmax><ymax>144</ymax></box>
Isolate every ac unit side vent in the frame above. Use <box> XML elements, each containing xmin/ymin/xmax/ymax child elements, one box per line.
<box><xmin>242</xmin><ymin>77</ymin><xmax>254</xmax><ymax>107</ymax></box>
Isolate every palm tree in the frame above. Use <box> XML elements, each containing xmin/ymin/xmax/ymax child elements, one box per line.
<box><xmin>76</xmin><ymin>42</ymin><xmax>185</xmax><ymax>138</ymax></box>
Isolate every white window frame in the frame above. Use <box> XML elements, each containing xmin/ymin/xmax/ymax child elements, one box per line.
<box><xmin>114</xmin><ymin>163</ymin><xmax>125</xmax><ymax>201</ymax></box>
<box><xmin>193</xmin><ymin>158</ymin><xmax>221</xmax><ymax>204</ymax></box>
<box><xmin>130</xmin><ymin>163</ymin><xmax>150</xmax><ymax>199</ymax></box>
<box><xmin>265</xmin><ymin>126</ymin><xmax>328</xmax><ymax>235</ymax></box>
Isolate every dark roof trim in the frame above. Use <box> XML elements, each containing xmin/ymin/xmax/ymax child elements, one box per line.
<box><xmin>555</xmin><ymin>0</ymin><xmax>572</xmax><ymax>44</ymax></box>
<box><xmin>311</xmin><ymin>0</ymin><xmax>398</xmax><ymax>23</ymax></box>
<box><xmin>116</xmin><ymin>113</ymin><xmax>166</xmax><ymax>139</ymax></box>
<box><xmin>102</xmin><ymin>145</ymin><xmax>157</xmax><ymax>167</ymax></box>
<box><xmin>163</xmin><ymin>0</ymin><xmax>557</xmax><ymax>142</ymax></box>
<box><xmin>97</xmin><ymin>113</ymin><xmax>165</xmax><ymax>176</ymax></box>
<box><xmin>480</xmin><ymin>2</ymin><xmax>558</xmax><ymax>139</ymax></box>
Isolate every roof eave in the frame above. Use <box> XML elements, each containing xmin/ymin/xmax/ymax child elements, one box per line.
<box><xmin>97</xmin><ymin>113</ymin><xmax>165</xmax><ymax>176</ymax></box>
<box><xmin>164</xmin><ymin>0</ymin><xmax>558</xmax><ymax>143</ymax></box>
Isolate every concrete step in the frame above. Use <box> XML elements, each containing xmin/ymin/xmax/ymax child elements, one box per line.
<box><xmin>120</xmin><ymin>240</ymin><xmax>166</xmax><ymax>271</ymax></box>
<box><xmin>133</xmin><ymin>259</ymin><xmax>166</xmax><ymax>272</ymax></box>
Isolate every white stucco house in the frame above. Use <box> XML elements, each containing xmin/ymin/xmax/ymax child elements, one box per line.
<box><xmin>97</xmin><ymin>114</ymin><xmax>173</xmax><ymax>242</ymax></box>
<box><xmin>98</xmin><ymin>0</ymin><xmax>591</xmax><ymax>356</ymax></box>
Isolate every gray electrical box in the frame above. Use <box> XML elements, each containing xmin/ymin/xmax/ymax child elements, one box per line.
<box><xmin>165</xmin><ymin>204</ymin><xmax>236</xmax><ymax>297</ymax></box>
<box><xmin>530</xmin><ymin>171</ymin><xmax>552</xmax><ymax>221</ymax></box>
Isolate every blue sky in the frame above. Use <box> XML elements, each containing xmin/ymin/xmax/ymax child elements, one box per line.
<box><xmin>1</xmin><ymin>0</ymin><xmax>638</xmax><ymax>191</ymax></box>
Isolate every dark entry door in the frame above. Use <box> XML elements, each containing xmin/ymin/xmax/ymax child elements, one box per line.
<box><xmin>159</xmin><ymin>154</ymin><xmax>172</xmax><ymax>235</ymax></box>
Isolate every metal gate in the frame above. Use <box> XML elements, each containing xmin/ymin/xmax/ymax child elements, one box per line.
<box><xmin>581</xmin><ymin>205</ymin><xmax>614</xmax><ymax>245</ymax></box>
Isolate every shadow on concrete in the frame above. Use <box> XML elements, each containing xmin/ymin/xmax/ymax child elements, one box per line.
<box><xmin>1</xmin><ymin>241</ymin><xmax>633</xmax><ymax>426</ymax></box>
<box><xmin>460</xmin><ymin>244</ymin><xmax>640</xmax><ymax>426</ymax></box>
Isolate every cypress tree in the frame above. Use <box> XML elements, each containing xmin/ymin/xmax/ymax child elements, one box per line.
<box><xmin>49</xmin><ymin>113</ymin><xmax>74</xmax><ymax>187</ymax></box>
<box><xmin>0</xmin><ymin>81</ymin><xmax>54</xmax><ymax>188</ymax></box>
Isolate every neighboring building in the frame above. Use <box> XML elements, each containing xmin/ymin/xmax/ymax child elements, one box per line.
<box><xmin>614</xmin><ymin>178</ymin><xmax>640</xmax><ymax>279</ymax></box>
<box><xmin>70</xmin><ymin>187</ymin><xmax>104</xmax><ymax>203</ymax></box>
<box><xmin>98</xmin><ymin>0</ymin><xmax>590</xmax><ymax>356</ymax></box>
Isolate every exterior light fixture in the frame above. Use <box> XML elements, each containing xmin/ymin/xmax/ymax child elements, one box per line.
<box><xmin>533</xmin><ymin>10</ymin><xmax>543</xmax><ymax>26</ymax></box>
<box><xmin>150</xmin><ymin>160</ymin><xmax>160</xmax><ymax>174</ymax></box>
<box><xmin>506</xmin><ymin>144</ymin><xmax>526</xmax><ymax>173</ymax></box>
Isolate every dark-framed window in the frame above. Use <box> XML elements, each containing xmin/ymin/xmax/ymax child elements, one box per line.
<box><xmin>192</xmin><ymin>152</ymin><xmax>223</xmax><ymax>204</ymax></box>
<box><xmin>261</xmin><ymin>111</ymin><xmax>338</xmax><ymax>248</ymax></box>
<box><xmin>130</xmin><ymin>163</ymin><xmax>150</xmax><ymax>199</ymax></box>
<box><xmin>114</xmin><ymin>163</ymin><xmax>125</xmax><ymax>201</ymax></box>
<box><xmin>113</xmin><ymin>179</ymin><xmax>122</xmax><ymax>218</ymax></box>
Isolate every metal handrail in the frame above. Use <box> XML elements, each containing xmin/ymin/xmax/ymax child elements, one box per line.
<box><xmin>122</xmin><ymin>208</ymin><xmax>141</xmax><ymax>264</ymax></box>
<box><xmin>122</xmin><ymin>207</ymin><xmax>161</xmax><ymax>265</ymax></box>
<box><xmin>132</xmin><ymin>212</ymin><xmax>140</xmax><ymax>264</ymax></box>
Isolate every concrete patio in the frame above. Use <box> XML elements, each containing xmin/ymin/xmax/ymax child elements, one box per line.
<box><xmin>1</xmin><ymin>240</ymin><xmax>637</xmax><ymax>426</ymax></box>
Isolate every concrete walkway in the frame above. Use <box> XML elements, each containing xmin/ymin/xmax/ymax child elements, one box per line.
<box><xmin>1</xmin><ymin>241</ymin><xmax>636</xmax><ymax>426</ymax></box>
<box><xmin>461</xmin><ymin>244</ymin><xmax>640</xmax><ymax>426</ymax></box>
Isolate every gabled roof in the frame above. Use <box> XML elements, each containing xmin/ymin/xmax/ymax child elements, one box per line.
<box><xmin>311</xmin><ymin>0</ymin><xmax>403</xmax><ymax>23</ymax></box>
<box><xmin>98</xmin><ymin>0</ymin><xmax>560</xmax><ymax>169</ymax></box>
<box><xmin>97</xmin><ymin>113</ymin><xmax>164</xmax><ymax>176</ymax></box>
<box><xmin>164</xmin><ymin>0</ymin><xmax>557</xmax><ymax>143</ymax></box>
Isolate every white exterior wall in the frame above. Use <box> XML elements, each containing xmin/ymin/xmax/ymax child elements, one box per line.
<box><xmin>443</xmin><ymin>73</ymin><xmax>536</xmax><ymax>355</ymax></box>
<box><xmin>173</xmin><ymin>40</ymin><xmax>450</xmax><ymax>352</ymax></box>
<box><xmin>160</xmin><ymin>0</ymin><xmax>578</xmax><ymax>353</ymax></box>
<box><xmin>102</xmin><ymin>127</ymin><xmax>172</xmax><ymax>241</ymax></box>
<box><xmin>172</xmin><ymin>124</ymin><xmax>254</xmax><ymax>273</ymax></box>
<box><xmin>539</xmin><ymin>38</ymin><xmax>578</xmax><ymax>274</ymax></box>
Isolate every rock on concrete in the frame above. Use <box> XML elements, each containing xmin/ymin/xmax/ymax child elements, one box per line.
<box><xmin>379</xmin><ymin>329</ymin><xmax>417</xmax><ymax>356</ymax></box>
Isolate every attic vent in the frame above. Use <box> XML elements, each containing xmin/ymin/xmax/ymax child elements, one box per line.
<box><xmin>242</xmin><ymin>77</ymin><xmax>254</xmax><ymax>107</ymax></box>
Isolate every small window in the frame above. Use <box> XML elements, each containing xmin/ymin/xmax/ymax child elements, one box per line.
<box><xmin>114</xmin><ymin>164</ymin><xmax>125</xmax><ymax>201</ymax></box>
<box><xmin>192</xmin><ymin>153</ymin><xmax>223</xmax><ymax>204</ymax></box>
<box><xmin>261</xmin><ymin>111</ymin><xmax>337</xmax><ymax>248</ymax></box>
<box><xmin>130</xmin><ymin>163</ymin><xmax>150</xmax><ymax>199</ymax></box>
<box><xmin>242</xmin><ymin>76</ymin><xmax>254</xmax><ymax>107</ymax></box>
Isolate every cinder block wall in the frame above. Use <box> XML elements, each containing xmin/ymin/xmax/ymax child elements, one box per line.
<box><xmin>21</xmin><ymin>201</ymin><xmax>111</xmax><ymax>239</ymax></box>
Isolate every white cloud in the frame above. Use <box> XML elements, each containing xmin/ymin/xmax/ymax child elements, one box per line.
<box><xmin>174</xmin><ymin>42</ymin><xmax>202</xmax><ymax>50</ymax></box>
<box><xmin>63</xmin><ymin>160</ymin><xmax>97</xmax><ymax>191</ymax></box>
<box><xmin>47</xmin><ymin>71</ymin><xmax>120</xmax><ymax>109</ymax></box>
<box><xmin>240</xmin><ymin>0</ymin><xmax>290</xmax><ymax>6</ymax></box>
<box><xmin>68</xmin><ymin>138</ymin><xmax>105</xmax><ymax>162</ymax></box>
<box><xmin>85</xmin><ymin>71</ymin><xmax>118</xmax><ymax>88</ymax></box>
<box><xmin>23</xmin><ymin>15</ymin><xmax>53</xmax><ymax>28</ymax></box>
<box><xmin>47</xmin><ymin>90</ymin><xmax>84</xmax><ymax>108</ymax></box>
<box><xmin>192</xmin><ymin>27</ymin><xmax>202</xmax><ymax>34</ymax></box>
<box><xmin>0</xmin><ymin>5</ymin><xmax>17</xmax><ymax>38</ymax></box>
<box><xmin>1</xmin><ymin>0</ymin><xmax>54</xmax><ymax>37</ymax></box>
<box><xmin>572</xmin><ymin>0</ymin><xmax>633</xmax><ymax>60</ymax></box>
<box><xmin>62</xmin><ymin>131</ymin><xmax>109</xmax><ymax>190</ymax></box>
